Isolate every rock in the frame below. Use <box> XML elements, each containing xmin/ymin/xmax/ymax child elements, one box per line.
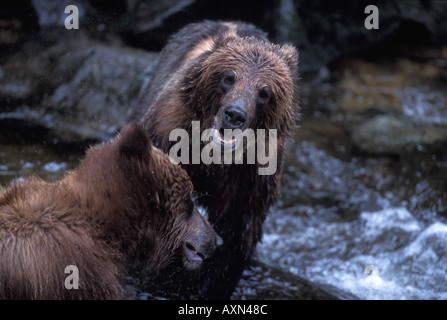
<box><xmin>283</xmin><ymin>0</ymin><xmax>447</xmax><ymax>72</ymax></box>
<box><xmin>30</xmin><ymin>0</ymin><xmax>88</xmax><ymax>28</ymax></box>
<box><xmin>0</xmin><ymin>1</ymin><xmax>39</xmax><ymax>53</ymax></box>
<box><xmin>120</xmin><ymin>0</ymin><xmax>277</xmax><ymax>50</ymax></box>
<box><xmin>329</xmin><ymin>56</ymin><xmax>447</xmax><ymax>155</ymax></box>
<box><xmin>351</xmin><ymin>115</ymin><xmax>447</xmax><ymax>155</ymax></box>
<box><xmin>125</xmin><ymin>260</ymin><xmax>359</xmax><ymax>300</ymax></box>
<box><xmin>292</xmin><ymin>119</ymin><xmax>353</xmax><ymax>161</ymax></box>
<box><xmin>0</xmin><ymin>31</ymin><xmax>159</xmax><ymax>144</ymax></box>
<box><xmin>120</xmin><ymin>0</ymin><xmax>447</xmax><ymax>69</ymax></box>
<box><xmin>126</xmin><ymin>0</ymin><xmax>196</xmax><ymax>33</ymax></box>
<box><xmin>334</xmin><ymin>59</ymin><xmax>402</xmax><ymax>115</ymax></box>
<box><xmin>333</xmin><ymin>56</ymin><xmax>446</xmax><ymax>120</ymax></box>
<box><xmin>42</xmin><ymin>42</ymin><xmax>158</xmax><ymax>143</ymax></box>
<box><xmin>22</xmin><ymin>0</ymin><xmax>447</xmax><ymax>73</ymax></box>
<box><xmin>29</xmin><ymin>0</ymin><xmax>112</xmax><ymax>32</ymax></box>
<box><xmin>0</xmin><ymin>52</ymin><xmax>51</xmax><ymax>106</ymax></box>
<box><xmin>232</xmin><ymin>262</ymin><xmax>359</xmax><ymax>300</ymax></box>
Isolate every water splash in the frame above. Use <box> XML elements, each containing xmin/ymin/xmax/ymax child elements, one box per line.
<box><xmin>400</xmin><ymin>86</ymin><xmax>447</xmax><ymax>126</ymax></box>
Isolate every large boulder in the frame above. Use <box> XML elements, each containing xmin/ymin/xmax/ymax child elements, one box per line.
<box><xmin>329</xmin><ymin>56</ymin><xmax>447</xmax><ymax>155</ymax></box>
<box><xmin>286</xmin><ymin>0</ymin><xmax>447</xmax><ymax>71</ymax></box>
<box><xmin>351</xmin><ymin>115</ymin><xmax>447</xmax><ymax>155</ymax></box>
<box><xmin>0</xmin><ymin>31</ymin><xmax>158</xmax><ymax>144</ymax></box>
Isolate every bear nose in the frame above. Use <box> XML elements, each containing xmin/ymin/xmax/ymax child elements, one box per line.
<box><xmin>223</xmin><ymin>104</ymin><xmax>247</xmax><ymax>129</ymax></box>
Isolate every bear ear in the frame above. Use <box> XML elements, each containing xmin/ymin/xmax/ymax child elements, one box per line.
<box><xmin>117</xmin><ymin>123</ymin><xmax>152</xmax><ymax>160</ymax></box>
<box><xmin>281</xmin><ymin>44</ymin><xmax>299</xmax><ymax>78</ymax></box>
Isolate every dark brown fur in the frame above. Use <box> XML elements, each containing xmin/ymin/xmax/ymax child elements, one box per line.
<box><xmin>0</xmin><ymin>123</ymin><xmax>221</xmax><ymax>300</ymax></box>
<box><xmin>131</xmin><ymin>20</ymin><xmax>299</xmax><ymax>299</ymax></box>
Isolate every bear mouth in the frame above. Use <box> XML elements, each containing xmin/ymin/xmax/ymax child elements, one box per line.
<box><xmin>182</xmin><ymin>242</ymin><xmax>205</xmax><ymax>269</ymax></box>
<box><xmin>209</xmin><ymin>124</ymin><xmax>238</xmax><ymax>150</ymax></box>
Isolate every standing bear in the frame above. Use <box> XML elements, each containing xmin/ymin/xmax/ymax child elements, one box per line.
<box><xmin>0</xmin><ymin>123</ymin><xmax>222</xmax><ymax>300</ymax></box>
<box><xmin>130</xmin><ymin>20</ymin><xmax>299</xmax><ymax>299</ymax></box>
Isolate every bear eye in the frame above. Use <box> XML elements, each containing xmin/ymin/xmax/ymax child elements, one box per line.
<box><xmin>257</xmin><ymin>87</ymin><xmax>271</xmax><ymax>107</ymax></box>
<box><xmin>221</xmin><ymin>71</ymin><xmax>235</xmax><ymax>92</ymax></box>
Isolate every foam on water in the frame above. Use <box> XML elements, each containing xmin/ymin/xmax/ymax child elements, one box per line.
<box><xmin>43</xmin><ymin>161</ymin><xmax>67</xmax><ymax>173</ymax></box>
<box><xmin>258</xmin><ymin>204</ymin><xmax>447</xmax><ymax>300</ymax></box>
<box><xmin>400</xmin><ymin>86</ymin><xmax>447</xmax><ymax>126</ymax></box>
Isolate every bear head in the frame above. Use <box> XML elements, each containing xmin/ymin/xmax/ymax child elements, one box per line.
<box><xmin>115</xmin><ymin>123</ymin><xmax>223</xmax><ymax>270</ymax></box>
<box><xmin>180</xmin><ymin>32</ymin><xmax>299</xmax><ymax>151</ymax></box>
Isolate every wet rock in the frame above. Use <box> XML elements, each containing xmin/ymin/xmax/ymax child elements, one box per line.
<box><xmin>232</xmin><ymin>262</ymin><xmax>359</xmax><ymax>300</ymax></box>
<box><xmin>285</xmin><ymin>0</ymin><xmax>447</xmax><ymax>72</ymax></box>
<box><xmin>117</xmin><ymin>0</ymin><xmax>447</xmax><ymax>70</ymax></box>
<box><xmin>333</xmin><ymin>57</ymin><xmax>447</xmax><ymax>115</ymax></box>
<box><xmin>292</xmin><ymin>119</ymin><xmax>353</xmax><ymax>161</ymax></box>
<box><xmin>21</xmin><ymin>0</ymin><xmax>447</xmax><ymax>73</ymax></box>
<box><xmin>19</xmin><ymin>0</ymin><xmax>447</xmax><ymax>72</ymax></box>
<box><xmin>329</xmin><ymin>56</ymin><xmax>447</xmax><ymax>155</ymax></box>
<box><xmin>0</xmin><ymin>53</ymin><xmax>51</xmax><ymax>106</ymax></box>
<box><xmin>0</xmin><ymin>31</ymin><xmax>159</xmax><ymax>144</ymax></box>
<box><xmin>0</xmin><ymin>1</ymin><xmax>39</xmax><ymax>53</ymax></box>
<box><xmin>126</xmin><ymin>0</ymin><xmax>196</xmax><ymax>34</ymax></box>
<box><xmin>120</xmin><ymin>0</ymin><xmax>277</xmax><ymax>50</ymax></box>
<box><xmin>29</xmin><ymin>0</ymin><xmax>117</xmax><ymax>34</ymax></box>
<box><xmin>124</xmin><ymin>260</ymin><xmax>359</xmax><ymax>300</ymax></box>
<box><xmin>351</xmin><ymin>115</ymin><xmax>447</xmax><ymax>155</ymax></box>
<box><xmin>336</xmin><ymin>63</ymin><xmax>401</xmax><ymax>115</ymax></box>
<box><xmin>30</xmin><ymin>0</ymin><xmax>90</xmax><ymax>28</ymax></box>
<box><xmin>0</xmin><ymin>33</ymin><xmax>93</xmax><ymax>108</ymax></box>
<box><xmin>41</xmin><ymin>41</ymin><xmax>158</xmax><ymax>142</ymax></box>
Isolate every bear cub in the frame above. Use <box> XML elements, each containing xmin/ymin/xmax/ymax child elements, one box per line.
<box><xmin>0</xmin><ymin>123</ymin><xmax>222</xmax><ymax>300</ymax></box>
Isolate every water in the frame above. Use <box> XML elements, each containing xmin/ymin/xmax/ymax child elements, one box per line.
<box><xmin>401</xmin><ymin>86</ymin><xmax>447</xmax><ymax>126</ymax></box>
<box><xmin>254</xmin><ymin>134</ymin><xmax>447</xmax><ymax>300</ymax></box>
<box><xmin>0</xmin><ymin>143</ymin><xmax>80</xmax><ymax>185</ymax></box>
<box><xmin>260</xmin><ymin>195</ymin><xmax>447</xmax><ymax>299</ymax></box>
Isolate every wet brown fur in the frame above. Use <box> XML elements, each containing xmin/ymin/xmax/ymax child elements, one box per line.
<box><xmin>0</xmin><ymin>123</ymin><xmax>218</xmax><ymax>299</ymax></box>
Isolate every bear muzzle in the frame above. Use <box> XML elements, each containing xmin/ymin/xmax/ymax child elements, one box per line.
<box><xmin>211</xmin><ymin>100</ymin><xmax>250</xmax><ymax>150</ymax></box>
<box><xmin>223</xmin><ymin>102</ymin><xmax>247</xmax><ymax>129</ymax></box>
<box><xmin>182</xmin><ymin>210</ymin><xmax>223</xmax><ymax>270</ymax></box>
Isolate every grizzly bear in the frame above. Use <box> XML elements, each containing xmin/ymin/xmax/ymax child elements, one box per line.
<box><xmin>0</xmin><ymin>123</ymin><xmax>222</xmax><ymax>300</ymax></box>
<box><xmin>130</xmin><ymin>20</ymin><xmax>299</xmax><ymax>299</ymax></box>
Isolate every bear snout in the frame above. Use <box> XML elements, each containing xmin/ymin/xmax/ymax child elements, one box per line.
<box><xmin>182</xmin><ymin>210</ymin><xmax>222</xmax><ymax>270</ymax></box>
<box><xmin>210</xmin><ymin>97</ymin><xmax>253</xmax><ymax>149</ymax></box>
<box><xmin>223</xmin><ymin>100</ymin><xmax>247</xmax><ymax>129</ymax></box>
